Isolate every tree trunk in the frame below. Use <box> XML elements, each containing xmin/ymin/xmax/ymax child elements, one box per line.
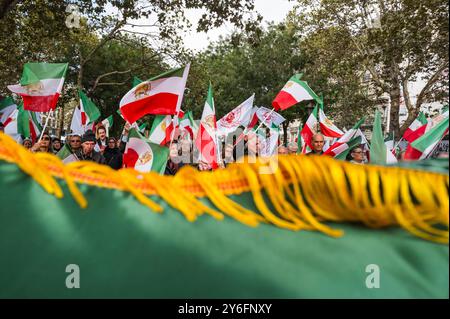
<box><xmin>399</xmin><ymin>108</ymin><xmax>419</xmax><ymax>137</ymax></box>
<box><xmin>388</xmin><ymin>79</ymin><xmax>401</xmax><ymax>138</ymax></box>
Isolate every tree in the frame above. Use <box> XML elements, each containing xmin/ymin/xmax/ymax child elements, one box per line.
<box><xmin>1</xmin><ymin>0</ymin><xmax>262</xmax><ymax>137</ymax></box>
<box><xmin>290</xmin><ymin>0</ymin><xmax>449</xmax><ymax>138</ymax></box>
<box><xmin>191</xmin><ymin>23</ymin><xmax>313</xmax><ymax>143</ymax></box>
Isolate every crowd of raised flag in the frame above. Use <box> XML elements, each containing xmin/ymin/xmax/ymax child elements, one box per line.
<box><xmin>0</xmin><ymin>62</ymin><xmax>448</xmax><ymax>175</ymax></box>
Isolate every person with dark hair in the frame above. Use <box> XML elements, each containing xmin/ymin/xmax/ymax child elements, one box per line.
<box><xmin>79</xmin><ymin>130</ymin><xmax>106</xmax><ymax>164</ymax></box>
<box><xmin>22</xmin><ymin>138</ymin><xmax>32</xmax><ymax>150</ymax></box>
<box><xmin>95</xmin><ymin>125</ymin><xmax>108</xmax><ymax>154</ymax></box>
<box><xmin>68</xmin><ymin>134</ymin><xmax>82</xmax><ymax>155</ymax></box>
<box><xmin>103</xmin><ymin>137</ymin><xmax>123</xmax><ymax>170</ymax></box>
<box><xmin>30</xmin><ymin>132</ymin><xmax>53</xmax><ymax>153</ymax></box>
<box><xmin>349</xmin><ymin>146</ymin><xmax>365</xmax><ymax>164</ymax></box>
<box><xmin>52</xmin><ymin>137</ymin><xmax>62</xmax><ymax>154</ymax></box>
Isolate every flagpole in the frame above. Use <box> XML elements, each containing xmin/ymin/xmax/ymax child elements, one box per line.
<box><xmin>38</xmin><ymin>109</ymin><xmax>53</xmax><ymax>141</ymax></box>
<box><xmin>168</xmin><ymin>115</ymin><xmax>177</xmax><ymax>152</ymax></box>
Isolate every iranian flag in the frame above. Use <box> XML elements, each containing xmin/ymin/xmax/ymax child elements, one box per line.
<box><xmin>407</xmin><ymin>115</ymin><xmax>449</xmax><ymax>160</ymax></box>
<box><xmin>119</xmin><ymin>64</ymin><xmax>190</xmax><ymax>124</ymax></box>
<box><xmin>70</xmin><ymin>91</ymin><xmax>101</xmax><ymax>136</ymax></box>
<box><xmin>3</xmin><ymin>104</ymin><xmax>41</xmax><ymax>142</ymax></box>
<box><xmin>179</xmin><ymin>111</ymin><xmax>197</xmax><ymax>139</ymax></box>
<box><xmin>256</xmin><ymin>106</ymin><xmax>285</xmax><ymax>128</ymax></box>
<box><xmin>56</xmin><ymin>144</ymin><xmax>78</xmax><ymax>164</ymax></box>
<box><xmin>318</xmin><ymin>106</ymin><xmax>343</xmax><ymax>138</ymax></box>
<box><xmin>370</xmin><ymin>111</ymin><xmax>397</xmax><ymax>164</ymax></box>
<box><xmin>300</xmin><ymin>104</ymin><xmax>319</xmax><ymax>151</ymax></box>
<box><xmin>7</xmin><ymin>63</ymin><xmax>68</xmax><ymax>112</ymax></box>
<box><xmin>217</xmin><ymin>94</ymin><xmax>255</xmax><ymax>136</ymax></box>
<box><xmin>101</xmin><ymin>115</ymin><xmax>114</xmax><ymax>136</ymax></box>
<box><xmin>0</xmin><ymin>97</ymin><xmax>17</xmax><ymax>124</ymax></box>
<box><xmin>123</xmin><ymin>128</ymin><xmax>169</xmax><ymax>174</ymax></box>
<box><xmin>324</xmin><ymin>117</ymin><xmax>366</xmax><ymax>157</ymax></box>
<box><xmin>195</xmin><ymin>83</ymin><xmax>219</xmax><ymax>169</ymax></box>
<box><xmin>272</xmin><ymin>73</ymin><xmax>320</xmax><ymax>111</ymax></box>
<box><xmin>403</xmin><ymin>112</ymin><xmax>427</xmax><ymax>142</ymax></box>
<box><xmin>333</xmin><ymin>136</ymin><xmax>363</xmax><ymax>160</ymax></box>
<box><xmin>148</xmin><ymin>115</ymin><xmax>173</xmax><ymax>146</ymax></box>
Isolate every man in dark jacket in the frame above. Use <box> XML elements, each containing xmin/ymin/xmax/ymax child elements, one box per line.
<box><xmin>78</xmin><ymin>130</ymin><xmax>106</xmax><ymax>164</ymax></box>
<box><xmin>103</xmin><ymin>137</ymin><xmax>123</xmax><ymax>170</ymax></box>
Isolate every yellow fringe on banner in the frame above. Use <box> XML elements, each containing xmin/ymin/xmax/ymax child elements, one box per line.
<box><xmin>0</xmin><ymin>132</ymin><xmax>448</xmax><ymax>243</ymax></box>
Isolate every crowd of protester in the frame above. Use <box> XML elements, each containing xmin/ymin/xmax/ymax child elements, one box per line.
<box><xmin>1</xmin><ymin>122</ymin><xmax>447</xmax><ymax>176</ymax></box>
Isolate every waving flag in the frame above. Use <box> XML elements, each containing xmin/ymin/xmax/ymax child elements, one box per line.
<box><xmin>300</xmin><ymin>104</ymin><xmax>319</xmax><ymax>151</ymax></box>
<box><xmin>0</xmin><ymin>97</ymin><xmax>18</xmax><ymax>124</ymax></box>
<box><xmin>180</xmin><ymin>111</ymin><xmax>197</xmax><ymax>139</ymax></box>
<box><xmin>70</xmin><ymin>91</ymin><xmax>100</xmax><ymax>136</ymax></box>
<box><xmin>217</xmin><ymin>94</ymin><xmax>254</xmax><ymax>136</ymax></box>
<box><xmin>101</xmin><ymin>115</ymin><xmax>114</xmax><ymax>136</ymax></box>
<box><xmin>195</xmin><ymin>83</ymin><xmax>219</xmax><ymax>169</ymax></box>
<box><xmin>256</xmin><ymin>106</ymin><xmax>285</xmax><ymax>128</ymax></box>
<box><xmin>403</xmin><ymin>112</ymin><xmax>427</xmax><ymax>142</ymax></box>
<box><xmin>318</xmin><ymin>106</ymin><xmax>343</xmax><ymax>138</ymax></box>
<box><xmin>272</xmin><ymin>73</ymin><xmax>319</xmax><ymax>110</ymax></box>
<box><xmin>324</xmin><ymin>117</ymin><xmax>366</xmax><ymax>157</ymax></box>
<box><xmin>407</xmin><ymin>115</ymin><xmax>449</xmax><ymax>160</ymax></box>
<box><xmin>119</xmin><ymin>64</ymin><xmax>190</xmax><ymax>124</ymax></box>
<box><xmin>149</xmin><ymin>115</ymin><xmax>173</xmax><ymax>146</ymax></box>
<box><xmin>123</xmin><ymin>128</ymin><xmax>169</xmax><ymax>174</ymax></box>
<box><xmin>370</xmin><ymin>111</ymin><xmax>397</xmax><ymax>164</ymax></box>
<box><xmin>8</xmin><ymin>63</ymin><xmax>68</xmax><ymax>112</ymax></box>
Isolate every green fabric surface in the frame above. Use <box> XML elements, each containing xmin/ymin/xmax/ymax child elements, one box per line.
<box><xmin>0</xmin><ymin>162</ymin><xmax>448</xmax><ymax>298</ymax></box>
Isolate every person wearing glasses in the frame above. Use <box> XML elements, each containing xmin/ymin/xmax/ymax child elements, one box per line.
<box><xmin>349</xmin><ymin>146</ymin><xmax>365</xmax><ymax>164</ymax></box>
<box><xmin>30</xmin><ymin>132</ymin><xmax>53</xmax><ymax>153</ymax></box>
<box><xmin>68</xmin><ymin>134</ymin><xmax>82</xmax><ymax>154</ymax></box>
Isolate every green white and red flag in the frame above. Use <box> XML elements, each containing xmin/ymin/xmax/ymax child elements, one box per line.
<box><xmin>195</xmin><ymin>83</ymin><xmax>219</xmax><ymax>169</ymax></box>
<box><xmin>123</xmin><ymin>128</ymin><xmax>169</xmax><ymax>174</ymax></box>
<box><xmin>272</xmin><ymin>73</ymin><xmax>320</xmax><ymax>111</ymax></box>
<box><xmin>7</xmin><ymin>63</ymin><xmax>68</xmax><ymax>112</ymax></box>
<box><xmin>149</xmin><ymin>115</ymin><xmax>173</xmax><ymax>146</ymax></box>
<box><xmin>119</xmin><ymin>64</ymin><xmax>190</xmax><ymax>124</ymax></box>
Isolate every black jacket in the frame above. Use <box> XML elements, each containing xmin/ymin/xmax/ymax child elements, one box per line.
<box><xmin>103</xmin><ymin>147</ymin><xmax>123</xmax><ymax>170</ymax></box>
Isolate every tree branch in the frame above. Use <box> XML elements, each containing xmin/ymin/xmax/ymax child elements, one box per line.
<box><xmin>92</xmin><ymin>69</ymin><xmax>132</xmax><ymax>91</ymax></box>
<box><xmin>416</xmin><ymin>63</ymin><xmax>449</xmax><ymax>109</ymax></box>
<box><xmin>401</xmin><ymin>78</ymin><xmax>413</xmax><ymax>112</ymax></box>
<box><xmin>0</xmin><ymin>0</ymin><xmax>19</xmax><ymax>19</ymax></box>
<box><xmin>96</xmin><ymin>81</ymin><xmax>129</xmax><ymax>87</ymax></box>
<box><xmin>81</xmin><ymin>18</ymin><xmax>127</xmax><ymax>67</ymax></box>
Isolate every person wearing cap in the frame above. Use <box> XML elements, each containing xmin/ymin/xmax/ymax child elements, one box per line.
<box><xmin>79</xmin><ymin>130</ymin><xmax>106</xmax><ymax>164</ymax></box>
